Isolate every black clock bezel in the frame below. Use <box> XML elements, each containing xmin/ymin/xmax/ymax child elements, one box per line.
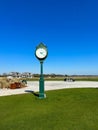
<box><xmin>35</xmin><ymin>43</ymin><xmax>48</xmax><ymax>60</ymax></box>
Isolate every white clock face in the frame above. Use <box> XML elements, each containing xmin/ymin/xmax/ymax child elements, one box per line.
<box><xmin>36</xmin><ymin>48</ymin><xmax>47</xmax><ymax>59</ymax></box>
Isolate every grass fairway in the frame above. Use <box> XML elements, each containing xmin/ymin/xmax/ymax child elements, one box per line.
<box><xmin>0</xmin><ymin>88</ymin><xmax>98</xmax><ymax>130</ymax></box>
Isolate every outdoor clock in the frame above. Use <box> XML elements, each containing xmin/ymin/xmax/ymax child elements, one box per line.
<box><xmin>35</xmin><ymin>42</ymin><xmax>48</xmax><ymax>99</ymax></box>
<box><xmin>35</xmin><ymin>43</ymin><xmax>48</xmax><ymax>60</ymax></box>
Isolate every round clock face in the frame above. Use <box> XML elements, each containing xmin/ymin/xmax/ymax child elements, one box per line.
<box><xmin>36</xmin><ymin>48</ymin><xmax>47</xmax><ymax>59</ymax></box>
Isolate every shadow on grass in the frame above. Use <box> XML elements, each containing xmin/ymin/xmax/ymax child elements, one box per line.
<box><xmin>25</xmin><ymin>90</ymin><xmax>39</xmax><ymax>97</ymax></box>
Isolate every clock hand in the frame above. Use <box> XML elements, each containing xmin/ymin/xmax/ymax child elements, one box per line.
<box><xmin>40</xmin><ymin>52</ymin><xmax>45</xmax><ymax>56</ymax></box>
<box><xmin>40</xmin><ymin>52</ymin><xmax>44</xmax><ymax>55</ymax></box>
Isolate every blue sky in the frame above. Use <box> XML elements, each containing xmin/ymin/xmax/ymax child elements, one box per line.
<box><xmin>0</xmin><ymin>0</ymin><xmax>98</xmax><ymax>75</ymax></box>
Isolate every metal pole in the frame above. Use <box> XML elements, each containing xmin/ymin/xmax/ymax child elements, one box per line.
<box><xmin>39</xmin><ymin>61</ymin><xmax>46</xmax><ymax>98</ymax></box>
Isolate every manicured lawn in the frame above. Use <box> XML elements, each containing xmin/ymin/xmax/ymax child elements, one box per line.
<box><xmin>26</xmin><ymin>76</ymin><xmax>98</xmax><ymax>81</ymax></box>
<box><xmin>0</xmin><ymin>88</ymin><xmax>98</xmax><ymax>130</ymax></box>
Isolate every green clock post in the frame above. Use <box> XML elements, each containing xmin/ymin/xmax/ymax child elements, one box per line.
<box><xmin>35</xmin><ymin>43</ymin><xmax>48</xmax><ymax>99</ymax></box>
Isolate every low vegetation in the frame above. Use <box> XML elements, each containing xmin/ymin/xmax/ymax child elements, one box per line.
<box><xmin>25</xmin><ymin>76</ymin><xmax>98</xmax><ymax>81</ymax></box>
<box><xmin>0</xmin><ymin>88</ymin><xmax>98</xmax><ymax>130</ymax></box>
<box><xmin>1</xmin><ymin>75</ymin><xmax>98</xmax><ymax>81</ymax></box>
<box><xmin>0</xmin><ymin>77</ymin><xmax>27</xmax><ymax>89</ymax></box>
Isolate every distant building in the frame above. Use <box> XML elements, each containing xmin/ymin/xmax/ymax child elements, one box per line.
<box><xmin>2</xmin><ymin>73</ymin><xmax>8</xmax><ymax>76</ymax></box>
<box><xmin>21</xmin><ymin>72</ymin><xmax>32</xmax><ymax>78</ymax></box>
<box><xmin>1</xmin><ymin>72</ymin><xmax>33</xmax><ymax>78</ymax></box>
<box><xmin>8</xmin><ymin>72</ymin><xmax>21</xmax><ymax>78</ymax></box>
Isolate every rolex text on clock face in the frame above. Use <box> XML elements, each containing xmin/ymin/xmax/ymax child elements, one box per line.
<box><xmin>36</xmin><ymin>48</ymin><xmax>47</xmax><ymax>59</ymax></box>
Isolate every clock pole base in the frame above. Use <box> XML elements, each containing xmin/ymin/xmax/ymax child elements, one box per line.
<box><xmin>39</xmin><ymin>93</ymin><xmax>46</xmax><ymax>99</ymax></box>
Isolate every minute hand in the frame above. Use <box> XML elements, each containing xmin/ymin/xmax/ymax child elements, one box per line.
<box><xmin>40</xmin><ymin>52</ymin><xmax>43</xmax><ymax>54</ymax></box>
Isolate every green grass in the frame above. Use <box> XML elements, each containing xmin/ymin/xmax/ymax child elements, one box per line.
<box><xmin>73</xmin><ymin>77</ymin><xmax>98</xmax><ymax>81</ymax></box>
<box><xmin>25</xmin><ymin>76</ymin><xmax>98</xmax><ymax>81</ymax></box>
<box><xmin>0</xmin><ymin>88</ymin><xmax>98</xmax><ymax>130</ymax></box>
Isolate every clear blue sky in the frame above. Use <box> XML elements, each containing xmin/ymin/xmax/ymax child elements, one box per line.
<box><xmin>0</xmin><ymin>0</ymin><xmax>98</xmax><ymax>75</ymax></box>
